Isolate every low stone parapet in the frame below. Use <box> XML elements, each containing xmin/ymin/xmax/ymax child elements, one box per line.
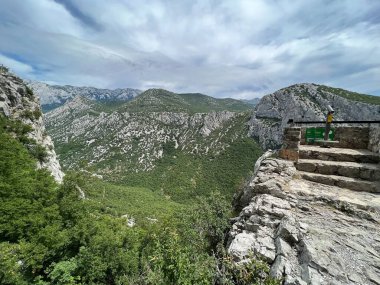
<box><xmin>334</xmin><ymin>127</ymin><xmax>369</xmax><ymax>149</ymax></box>
<box><xmin>368</xmin><ymin>125</ymin><xmax>380</xmax><ymax>154</ymax></box>
<box><xmin>279</xmin><ymin>127</ymin><xmax>301</xmax><ymax>161</ymax></box>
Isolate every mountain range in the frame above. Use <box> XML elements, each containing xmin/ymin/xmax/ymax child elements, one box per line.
<box><xmin>44</xmin><ymin>88</ymin><xmax>259</xmax><ymax>201</ymax></box>
<box><xmin>26</xmin><ymin>80</ymin><xmax>142</xmax><ymax>112</ymax></box>
<box><xmin>27</xmin><ymin>80</ymin><xmax>260</xmax><ymax>113</ymax></box>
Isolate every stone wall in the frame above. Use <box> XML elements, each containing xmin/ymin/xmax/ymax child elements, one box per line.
<box><xmin>334</xmin><ymin>127</ymin><xmax>369</xmax><ymax>149</ymax></box>
<box><xmin>281</xmin><ymin>125</ymin><xmax>378</xmax><ymax>156</ymax></box>
<box><xmin>279</xmin><ymin>127</ymin><xmax>301</xmax><ymax>161</ymax></box>
<box><xmin>368</xmin><ymin>125</ymin><xmax>380</xmax><ymax>154</ymax></box>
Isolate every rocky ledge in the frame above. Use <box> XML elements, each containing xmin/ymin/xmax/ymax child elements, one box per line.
<box><xmin>229</xmin><ymin>158</ymin><xmax>380</xmax><ymax>285</ymax></box>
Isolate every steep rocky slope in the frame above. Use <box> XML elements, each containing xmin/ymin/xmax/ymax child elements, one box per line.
<box><xmin>0</xmin><ymin>68</ymin><xmax>63</xmax><ymax>182</ymax></box>
<box><xmin>44</xmin><ymin>89</ymin><xmax>256</xmax><ymax>184</ymax></box>
<box><xmin>27</xmin><ymin>80</ymin><xmax>142</xmax><ymax>112</ymax></box>
<box><xmin>229</xmin><ymin>157</ymin><xmax>380</xmax><ymax>285</ymax></box>
<box><xmin>250</xmin><ymin>83</ymin><xmax>380</xmax><ymax>149</ymax></box>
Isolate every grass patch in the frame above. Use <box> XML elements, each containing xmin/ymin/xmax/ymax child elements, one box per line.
<box><xmin>79</xmin><ymin>177</ymin><xmax>183</xmax><ymax>224</ymax></box>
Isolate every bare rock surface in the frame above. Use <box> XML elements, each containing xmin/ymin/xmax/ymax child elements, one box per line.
<box><xmin>299</xmin><ymin>145</ymin><xmax>380</xmax><ymax>163</ymax></box>
<box><xmin>0</xmin><ymin>70</ymin><xmax>64</xmax><ymax>182</ymax></box>
<box><xmin>229</xmin><ymin>158</ymin><xmax>380</xmax><ymax>285</ymax></box>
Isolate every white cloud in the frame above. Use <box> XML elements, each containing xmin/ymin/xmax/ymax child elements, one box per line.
<box><xmin>0</xmin><ymin>54</ymin><xmax>34</xmax><ymax>75</ymax></box>
<box><xmin>0</xmin><ymin>0</ymin><xmax>379</xmax><ymax>97</ymax></box>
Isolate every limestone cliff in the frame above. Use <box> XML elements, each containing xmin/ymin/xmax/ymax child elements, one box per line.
<box><xmin>249</xmin><ymin>83</ymin><xmax>380</xmax><ymax>149</ymax></box>
<box><xmin>0</xmin><ymin>69</ymin><xmax>64</xmax><ymax>182</ymax></box>
<box><xmin>229</xmin><ymin>156</ymin><xmax>380</xmax><ymax>284</ymax></box>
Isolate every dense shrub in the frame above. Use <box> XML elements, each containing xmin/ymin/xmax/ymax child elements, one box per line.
<box><xmin>28</xmin><ymin>144</ymin><xmax>49</xmax><ymax>163</ymax></box>
<box><xmin>0</xmin><ymin>115</ymin><xmax>278</xmax><ymax>284</ymax></box>
<box><xmin>25</xmin><ymin>86</ymin><xmax>34</xmax><ymax>99</ymax></box>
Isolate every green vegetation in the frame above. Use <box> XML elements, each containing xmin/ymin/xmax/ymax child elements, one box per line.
<box><xmin>317</xmin><ymin>85</ymin><xmax>380</xmax><ymax>105</ymax></box>
<box><xmin>0</xmin><ymin>114</ymin><xmax>278</xmax><ymax>283</ymax></box>
<box><xmin>0</xmin><ymin>80</ymin><xmax>281</xmax><ymax>283</ymax></box>
<box><xmin>118</xmin><ymin>137</ymin><xmax>262</xmax><ymax>202</ymax></box>
<box><xmin>21</xmin><ymin>108</ymin><xmax>42</xmax><ymax>120</ymax></box>
<box><xmin>28</xmin><ymin>143</ymin><xmax>49</xmax><ymax>163</ymax></box>
<box><xmin>178</xmin><ymin>93</ymin><xmax>253</xmax><ymax>113</ymax></box>
<box><xmin>119</xmin><ymin>89</ymin><xmax>253</xmax><ymax>113</ymax></box>
<box><xmin>25</xmin><ymin>86</ymin><xmax>34</xmax><ymax>99</ymax></box>
<box><xmin>0</xmin><ymin>116</ymin><xmax>48</xmax><ymax>163</ymax></box>
<box><xmin>58</xmin><ymin>111</ymin><xmax>263</xmax><ymax>203</ymax></box>
<box><xmin>79</xmin><ymin>176</ymin><xmax>182</xmax><ymax>223</ymax></box>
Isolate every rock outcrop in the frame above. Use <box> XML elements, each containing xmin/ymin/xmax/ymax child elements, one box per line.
<box><xmin>229</xmin><ymin>158</ymin><xmax>380</xmax><ymax>284</ymax></box>
<box><xmin>0</xmin><ymin>69</ymin><xmax>64</xmax><ymax>182</ymax></box>
<box><xmin>249</xmin><ymin>83</ymin><xmax>380</xmax><ymax>149</ymax></box>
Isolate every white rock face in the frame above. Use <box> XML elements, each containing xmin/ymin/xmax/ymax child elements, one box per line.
<box><xmin>45</xmin><ymin>96</ymin><xmax>244</xmax><ymax>177</ymax></box>
<box><xmin>0</xmin><ymin>70</ymin><xmax>64</xmax><ymax>182</ymax></box>
<box><xmin>229</xmin><ymin>158</ymin><xmax>380</xmax><ymax>284</ymax></box>
<box><xmin>249</xmin><ymin>83</ymin><xmax>380</xmax><ymax>149</ymax></box>
<box><xmin>27</xmin><ymin>80</ymin><xmax>141</xmax><ymax>111</ymax></box>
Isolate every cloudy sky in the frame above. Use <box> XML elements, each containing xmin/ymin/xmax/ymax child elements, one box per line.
<box><xmin>0</xmin><ymin>0</ymin><xmax>379</xmax><ymax>98</ymax></box>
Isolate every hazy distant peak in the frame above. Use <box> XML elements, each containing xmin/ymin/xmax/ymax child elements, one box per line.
<box><xmin>27</xmin><ymin>80</ymin><xmax>142</xmax><ymax>112</ymax></box>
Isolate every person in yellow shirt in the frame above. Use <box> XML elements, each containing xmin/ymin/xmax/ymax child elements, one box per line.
<box><xmin>324</xmin><ymin>105</ymin><xmax>334</xmax><ymax>141</ymax></box>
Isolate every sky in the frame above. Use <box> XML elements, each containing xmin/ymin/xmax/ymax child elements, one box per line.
<box><xmin>0</xmin><ymin>0</ymin><xmax>379</xmax><ymax>99</ymax></box>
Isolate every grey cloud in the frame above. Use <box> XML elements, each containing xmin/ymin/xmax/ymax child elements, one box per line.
<box><xmin>0</xmin><ymin>0</ymin><xmax>379</xmax><ymax>99</ymax></box>
<box><xmin>53</xmin><ymin>0</ymin><xmax>102</xmax><ymax>31</ymax></box>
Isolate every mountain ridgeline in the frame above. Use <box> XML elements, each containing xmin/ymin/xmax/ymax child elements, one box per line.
<box><xmin>45</xmin><ymin>88</ymin><xmax>259</xmax><ymax>201</ymax></box>
<box><xmin>27</xmin><ymin>80</ymin><xmax>142</xmax><ymax>112</ymax></box>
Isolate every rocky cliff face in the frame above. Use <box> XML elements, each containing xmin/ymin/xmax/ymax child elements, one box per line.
<box><xmin>249</xmin><ymin>83</ymin><xmax>380</xmax><ymax>149</ymax></box>
<box><xmin>27</xmin><ymin>80</ymin><xmax>142</xmax><ymax>112</ymax></box>
<box><xmin>0</xmin><ymin>70</ymin><xmax>64</xmax><ymax>182</ymax></box>
<box><xmin>44</xmin><ymin>94</ymin><xmax>249</xmax><ymax>180</ymax></box>
<box><xmin>229</xmin><ymin>157</ymin><xmax>380</xmax><ymax>285</ymax></box>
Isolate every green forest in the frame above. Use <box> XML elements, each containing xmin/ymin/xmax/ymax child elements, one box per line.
<box><xmin>0</xmin><ymin>114</ymin><xmax>280</xmax><ymax>284</ymax></box>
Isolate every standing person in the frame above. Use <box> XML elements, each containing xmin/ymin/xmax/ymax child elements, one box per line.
<box><xmin>324</xmin><ymin>105</ymin><xmax>334</xmax><ymax>142</ymax></box>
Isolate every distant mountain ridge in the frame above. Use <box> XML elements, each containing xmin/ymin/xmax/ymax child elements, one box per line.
<box><xmin>26</xmin><ymin>81</ymin><xmax>142</xmax><ymax>112</ymax></box>
<box><xmin>122</xmin><ymin>88</ymin><xmax>254</xmax><ymax>113</ymax></box>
